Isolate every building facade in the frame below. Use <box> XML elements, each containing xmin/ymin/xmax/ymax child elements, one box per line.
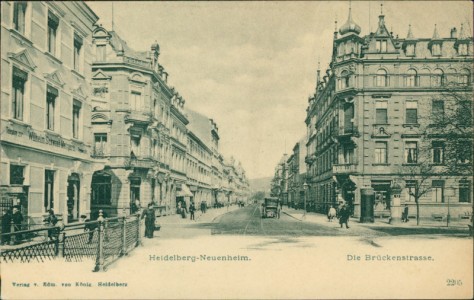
<box><xmin>0</xmin><ymin>1</ymin><xmax>99</xmax><ymax>226</ymax></box>
<box><xmin>305</xmin><ymin>7</ymin><xmax>473</xmax><ymax>219</ymax></box>
<box><xmin>287</xmin><ymin>137</ymin><xmax>307</xmax><ymax>210</ymax></box>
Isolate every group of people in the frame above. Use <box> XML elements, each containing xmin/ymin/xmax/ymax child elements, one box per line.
<box><xmin>1</xmin><ymin>206</ymin><xmax>23</xmax><ymax>245</ymax></box>
<box><xmin>327</xmin><ymin>204</ymin><xmax>351</xmax><ymax>229</ymax></box>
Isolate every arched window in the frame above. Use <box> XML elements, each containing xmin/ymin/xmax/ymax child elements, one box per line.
<box><xmin>460</xmin><ymin>69</ymin><xmax>471</xmax><ymax>85</ymax></box>
<box><xmin>433</xmin><ymin>69</ymin><xmax>444</xmax><ymax>86</ymax></box>
<box><xmin>446</xmin><ymin>68</ymin><xmax>457</xmax><ymax>85</ymax></box>
<box><xmin>420</xmin><ymin>68</ymin><xmax>431</xmax><ymax>86</ymax></box>
<box><xmin>406</xmin><ymin>69</ymin><xmax>418</xmax><ymax>87</ymax></box>
<box><xmin>91</xmin><ymin>171</ymin><xmax>111</xmax><ymax>205</ymax></box>
<box><xmin>376</xmin><ymin>69</ymin><xmax>387</xmax><ymax>87</ymax></box>
<box><xmin>340</xmin><ymin>70</ymin><xmax>350</xmax><ymax>89</ymax></box>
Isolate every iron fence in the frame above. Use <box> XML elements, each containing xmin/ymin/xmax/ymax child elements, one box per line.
<box><xmin>0</xmin><ymin>211</ymin><xmax>141</xmax><ymax>272</ymax></box>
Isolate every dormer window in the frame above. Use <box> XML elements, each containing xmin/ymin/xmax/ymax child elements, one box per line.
<box><xmin>431</xmin><ymin>43</ymin><xmax>441</xmax><ymax>56</ymax></box>
<box><xmin>405</xmin><ymin>44</ymin><xmax>415</xmax><ymax>56</ymax></box>
<box><xmin>458</xmin><ymin>43</ymin><xmax>468</xmax><ymax>56</ymax></box>
<box><xmin>376</xmin><ymin>40</ymin><xmax>387</xmax><ymax>52</ymax></box>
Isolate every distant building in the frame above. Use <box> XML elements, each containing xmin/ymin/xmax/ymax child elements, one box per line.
<box><xmin>305</xmin><ymin>6</ymin><xmax>473</xmax><ymax>219</ymax></box>
<box><xmin>287</xmin><ymin>137</ymin><xmax>307</xmax><ymax>209</ymax></box>
<box><xmin>0</xmin><ymin>2</ymin><xmax>99</xmax><ymax>225</ymax></box>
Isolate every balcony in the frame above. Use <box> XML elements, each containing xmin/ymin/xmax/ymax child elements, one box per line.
<box><xmin>332</xmin><ymin>163</ymin><xmax>358</xmax><ymax>175</ymax></box>
<box><xmin>305</xmin><ymin>155</ymin><xmax>316</xmax><ymax>165</ymax></box>
<box><xmin>125</xmin><ymin>111</ymin><xmax>152</xmax><ymax>126</ymax></box>
<box><xmin>92</xmin><ymin>148</ymin><xmax>108</xmax><ymax>157</ymax></box>
<box><xmin>128</xmin><ymin>156</ymin><xmax>154</xmax><ymax>169</ymax></box>
<box><xmin>336</xmin><ymin>125</ymin><xmax>359</xmax><ymax>138</ymax></box>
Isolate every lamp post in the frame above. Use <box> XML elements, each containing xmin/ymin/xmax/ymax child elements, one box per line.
<box><xmin>303</xmin><ymin>182</ymin><xmax>309</xmax><ymax>219</ymax></box>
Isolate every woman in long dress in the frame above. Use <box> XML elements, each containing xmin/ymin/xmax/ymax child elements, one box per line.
<box><xmin>141</xmin><ymin>203</ymin><xmax>156</xmax><ymax>238</ymax></box>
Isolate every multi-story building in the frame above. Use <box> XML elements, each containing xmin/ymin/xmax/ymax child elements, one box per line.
<box><xmin>90</xmin><ymin>25</ymin><xmax>180</xmax><ymax>216</ymax></box>
<box><xmin>270</xmin><ymin>154</ymin><xmax>288</xmax><ymax>205</ymax></box>
<box><xmin>287</xmin><ymin>137</ymin><xmax>307</xmax><ymax>209</ymax></box>
<box><xmin>185</xmin><ymin>109</ymin><xmax>214</xmax><ymax>208</ymax></box>
<box><xmin>0</xmin><ymin>2</ymin><xmax>99</xmax><ymax>225</ymax></box>
<box><xmin>306</xmin><ymin>7</ymin><xmax>473</xmax><ymax>219</ymax></box>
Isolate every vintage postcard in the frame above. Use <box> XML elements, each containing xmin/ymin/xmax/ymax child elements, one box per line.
<box><xmin>1</xmin><ymin>1</ymin><xmax>473</xmax><ymax>299</ymax></box>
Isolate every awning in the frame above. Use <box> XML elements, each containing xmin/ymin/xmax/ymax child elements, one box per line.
<box><xmin>177</xmin><ymin>183</ymin><xmax>193</xmax><ymax>197</ymax></box>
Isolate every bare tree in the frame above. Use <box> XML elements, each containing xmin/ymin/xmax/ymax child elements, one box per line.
<box><xmin>399</xmin><ymin>80</ymin><xmax>473</xmax><ymax>225</ymax></box>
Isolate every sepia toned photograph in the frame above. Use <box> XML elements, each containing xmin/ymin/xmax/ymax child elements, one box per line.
<box><xmin>0</xmin><ymin>1</ymin><xmax>473</xmax><ymax>299</ymax></box>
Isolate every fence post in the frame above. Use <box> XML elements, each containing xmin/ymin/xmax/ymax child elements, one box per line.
<box><xmin>94</xmin><ymin>210</ymin><xmax>105</xmax><ymax>272</ymax></box>
<box><xmin>58</xmin><ymin>231</ymin><xmax>66</xmax><ymax>258</ymax></box>
<box><xmin>136</xmin><ymin>214</ymin><xmax>142</xmax><ymax>247</ymax></box>
<box><xmin>10</xmin><ymin>218</ymin><xmax>15</xmax><ymax>245</ymax></box>
<box><xmin>121</xmin><ymin>216</ymin><xmax>127</xmax><ymax>256</ymax></box>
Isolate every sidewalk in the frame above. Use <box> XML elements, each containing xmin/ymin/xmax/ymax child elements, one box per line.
<box><xmin>282</xmin><ymin>207</ymin><xmax>471</xmax><ymax>230</ymax></box>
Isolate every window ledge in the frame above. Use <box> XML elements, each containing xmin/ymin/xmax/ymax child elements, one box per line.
<box><xmin>44</xmin><ymin>51</ymin><xmax>63</xmax><ymax>65</ymax></box>
<box><xmin>372</xmin><ymin>163</ymin><xmax>390</xmax><ymax>166</ymax></box>
<box><xmin>44</xmin><ymin>129</ymin><xmax>61</xmax><ymax>137</ymax></box>
<box><xmin>402</xmin><ymin>123</ymin><xmax>420</xmax><ymax>128</ymax></box>
<box><xmin>9</xmin><ymin>29</ymin><xmax>33</xmax><ymax>46</ymax></box>
<box><xmin>71</xmin><ymin>69</ymin><xmax>85</xmax><ymax>80</ymax></box>
<box><xmin>8</xmin><ymin>118</ymin><xmax>31</xmax><ymax>128</ymax></box>
<box><xmin>402</xmin><ymin>163</ymin><xmax>420</xmax><ymax>166</ymax></box>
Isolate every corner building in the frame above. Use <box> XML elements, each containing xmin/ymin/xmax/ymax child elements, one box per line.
<box><xmin>90</xmin><ymin>25</ymin><xmax>181</xmax><ymax>216</ymax></box>
<box><xmin>0</xmin><ymin>2</ymin><xmax>99</xmax><ymax>225</ymax></box>
<box><xmin>305</xmin><ymin>8</ymin><xmax>473</xmax><ymax>219</ymax></box>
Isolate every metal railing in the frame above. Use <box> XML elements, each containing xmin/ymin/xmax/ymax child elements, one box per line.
<box><xmin>0</xmin><ymin>211</ymin><xmax>141</xmax><ymax>272</ymax></box>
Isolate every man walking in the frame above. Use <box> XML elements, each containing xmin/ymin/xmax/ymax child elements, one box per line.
<box><xmin>339</xmin><ymin>204</ymin><xmax>350</xmax><ymax>229</ymax></box>
<box><xmin>1</xmin><ymin>208</ymin><xmax>12</xmax><ymax>245</ymax></box>
<box><xmin>189</xmin><ymin>201</ymin><xmax>196</xmax><ymax>221</ymax></box>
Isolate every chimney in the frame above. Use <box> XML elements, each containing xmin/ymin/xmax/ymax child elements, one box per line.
<box><xmin>450</xmin><ymin>27</ymin><xmax>457</xmax><ymax>38</ymax></box>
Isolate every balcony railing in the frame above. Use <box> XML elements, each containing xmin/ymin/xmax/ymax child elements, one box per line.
<box><xmin>125</xmin><ymin>111</ymin><xmax>152</xmax><ymax>125</ymax></box>
<box><xmin>123</xmin><ymin>55</ymin><xmax>152</xmax><ymax>69</ymax></box>
<box><xmin>332</xmin><ymin>163</ymin><xmax>358</xmax><ymax>175</ymax></box>
<box><xmin>336</xmin><ymin>125</ymin><xmax>360</xmax><ymax>138</ymax></box>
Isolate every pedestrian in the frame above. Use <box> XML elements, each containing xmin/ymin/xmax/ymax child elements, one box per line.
<box><xmin>81</xmin><ymin>214</ymin><xmax>96</xmax><ymax>244</ymax></box>
<box><xmin>339</xmin><ymin>204</ymin><xmax>350</xmax><ymax>229</ymax></box>
<box><xmin>141</xmin><ymin>203</ymin><xmax>156</xmax><ymax>238</ymax></box>
<box><xmin>402</xmin><ymin>204</ymin><xmax>409</xmax><ymax>222</ymax></box>
<box><xmin>1</xmin><ymin>208</ymin><xmax>12</xmax><ymax>245</ymax></box>
<box><xmin>279</xmin><ymin>200</ymin><xmax>283</xmax><ymax>211</ymax></box>
<box><xmin>200</xmin><ymin>201</ymin><xmax>205</xmax><ymax>214</ymax></box>
<box><xmin>189</xmin><ymin>201</ymin><xmax>196</xmax><ymax>221</ymax></box>
<box><xmin>327</xmin><ymin>205</ymin><xmax>337</xmax><ymax>222</ymax></box>
<box><xmin>46</xmin><ymin>209</ymin><xmax>59</xmax><ymax>241</ymax></box>
<box><xmin>12</xmin><ymin>206</ymin><xmax>23</xmax><ymax>242</ymax></box>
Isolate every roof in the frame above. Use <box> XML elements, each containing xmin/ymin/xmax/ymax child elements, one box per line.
<box><xmin>109</xmin><ymin>31</ymin><xmax>149</xmax><ymax>61</ymax></box>
<box><xmin>185</xmin><ymin>108</ymin><xmax>213</xmax><ymax>147</ymax></box>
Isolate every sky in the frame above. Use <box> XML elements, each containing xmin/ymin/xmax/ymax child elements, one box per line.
<box><xmin>86</xmin><ymin>1</ymin><xmax>472</xmax><ymax>179</ymax></box>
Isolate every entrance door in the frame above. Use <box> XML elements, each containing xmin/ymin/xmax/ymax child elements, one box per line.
<box><xmin>372</xmin><ymin>182</ymin><xmax>391</xmax><ymax>211</ymax></box>
<box><xmin>130</xmin><ymin>177</ymin><xmax>141</xmax><ymax>214</ymax></box>
<box><xmin>67</xmin><ymin>173</ymin><xmax>80</xmax><ymax>222</ymax></box>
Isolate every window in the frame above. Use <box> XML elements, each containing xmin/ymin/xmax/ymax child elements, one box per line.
<box><xmin>460</xmin><ymin>69</ymin><xmax>471</xmax><ymax>85</ymax></box>
<box><xmin>433</xmin><ymin>69</ymin><xmax>444</xmax><ymax>86</ymax></box>
<box><xmin>458</xmin><ymin>101</ymin><xmax>472</xmax><ymax>126</ymax></box>
<box><xmin>130</xmin><ymin>177</ymin><xmax>141</xmax><ymax>211</ymax></box>
<box><xmin>46</xmin><ymin>86</ymin><xmax>58</xmax><ymax>130</ymax></box>
<box><xmin>405</xmin><ymin>69</ymin><xmax>418</xmax><ymax>87</ymax></box>
<box><xmin>13</xmin><ymin>2</ymin><xmax>27</xmax><ymax>34</ymax></box>
<box><xmin>376</xmin><ymin>40</ymin><xmax>387</xmax><ymax>52</ymax></box>
<box><xmin>47</xmin><ymin>12</ymin><xmax>59</xmax><ymax>55</ymax></box>
<box><xmin>432</xmin><ymin>100</ymin><xmax>444</xmax><ymax>123</ymax></box>
<box><xmin>432</xmin><ymin>141</ymin><xmax>445</xmax><ymax>164</ymax></box>
<box><xmin>405</xmin><ymin>101</ymin><xmax>418</xmax><ymax>124</ymax></box>
<box><xmin>96</xmin><ymin>45</ymin><xmax>106</xmax><ymax>61</ymax></box>
<box><xmin>405</xmin><ymin>142</ymin><xmax>418</xmax><ymax>163</ymax></box>
<box><xmin>457</xmin><ymin>141</ymin><xmax>472</xmax><ymax>164</ymax></box>
<box><xmin>432</xmin><ymin>180</ymin><xmax>444</xmax><ymax>203</ymax></box>
<box><xmin>12</xmin><ymin>67</ymin><xmax>27</xmax><ymax>121</ymax></box>
<box><xmin>130</xmin><ymin>134</ymin><xmax>141</xmax><ymax>157</ymax></box>
<box><xmin>10</xmin><ymin>165</ymin><xmax>25</xmax><ymax>185</ymax></box>
<box><xmin>72</xmin><ymin>100</ymin><xmax>81</xmax><ymax>139</ymax></box>
<box><xmin>459</xmin><ymin>180</ymin><xmax>471</xmax><ymax>203</ymax></box>
<box><xmin>91</xmin><ymin>172</ymin><xmax>111</xmax><ymax>205</ymax></box>
<box><xmin>458</xmin><ymin>44</ymin><xmax>468</xmax><ymax>56</ymax></box>
<box><xmin>375</xmin><ymin>101</ymin><xmax>388</xmax><ymax>124</ymax></box>
<box><xmin>376</xmin><ymin>69</ymin><xmax>387</xmax><ymax>87</ymax></box>
<box><xmin>374</xmin><ymin>142</ymin><xmax>388</xmax><ymax>164</ymax></box>
<box><xmin>94</xmin><ymin>133</ymin><xmax>108</xmax><ymax>156</ymax></box>
<box><xmin>406</xmin><ymin>44</ymin><xmax>415</xmax><ymax>56</ymax></box>
<box><xmin>432</xmin><ymin>43</ymin><xmax>441</xmax><ymax>56</ymax></box>
<box><xmin>130</xmin><ymin>91</ymin><xmax>142</xmax><ymax>111</ymax></box>
<box><xmin>405</xmin><ymin>180</ymin><xmax>416</xmax><ymax>202</ymax></box>
<box><xmin>340</xmin><ymin>70</ymin><xmax>350</xmax><ymax>89</ymax></box>
<box><xmin>44</xmin><ymin>170</ymin><xmax>55</xmax><ymax>211</ymax></box>
<box><xmin>73</xmin><ymin>34</ymin><xmax>83</xmax><ymax>72</ymax></box>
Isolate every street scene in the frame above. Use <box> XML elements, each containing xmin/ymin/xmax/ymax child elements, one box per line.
<box><xmin>0</xmin><ymin>0</ymin><xmax>473</xmax><ymax>299</ymax></box>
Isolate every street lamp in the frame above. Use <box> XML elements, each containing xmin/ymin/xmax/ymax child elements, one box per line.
<box><xmin>303</xmin><ymin>182</ymin><xmax>309</xmax><ymax>219</ymax></box>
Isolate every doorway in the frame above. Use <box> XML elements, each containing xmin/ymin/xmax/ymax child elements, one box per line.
<box><xmin>67</xmin><ymin>173</ymin><xmax>80</xmax><ymax>222</ymax></box>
